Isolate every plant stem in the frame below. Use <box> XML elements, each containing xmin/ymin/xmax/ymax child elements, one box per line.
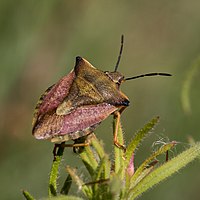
<box><xmin>48</xmin><ymin>144</ymin><xmax>65</xmax><ymax>197</ymax></box>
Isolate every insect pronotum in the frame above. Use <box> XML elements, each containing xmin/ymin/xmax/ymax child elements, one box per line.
<box><xmin>32</xmin><ymin>35</ymin><xmax>171</xmax><ymax>151</ymax></box>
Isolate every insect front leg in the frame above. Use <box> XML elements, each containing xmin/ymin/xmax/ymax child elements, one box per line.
<box><xmin>113</xmin><ymin>108</ymin><xmax>126</xmax><ymax>152</ymax></box>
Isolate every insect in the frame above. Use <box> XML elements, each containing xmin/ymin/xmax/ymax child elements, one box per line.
<box><xmin>32</xmin><ymin>35</ymin><xmax>171</xmax><ymax>150</ymax></box>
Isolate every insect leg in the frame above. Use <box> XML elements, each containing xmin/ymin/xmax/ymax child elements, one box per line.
<box><xmin>53</xmin><ymin>142</ymin><xmax>65</xmax><ymax>161</ymax></box>
<box><xmin>113</xmin><ymin>110</ymin><xmax>126</xmax><ymax>152</ymax></box>
<box><xmin>165</xmin><ymin>150</ymin><xmax>169</xmax><ymax>162</ymax></box>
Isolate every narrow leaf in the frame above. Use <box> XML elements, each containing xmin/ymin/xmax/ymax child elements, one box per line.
<box><xmin>94</xmin><ymin>154</ymin><xmax>111</xmax><ymax>180</ymax></box>
<box><xmin>22</xmin><ymin>190</ymin><xmax>35</xmax><ymax>200</ymax></box>
<box><xmin>181</xmin><ymin>56</ymin><xmax>200</xmax><ymax>114</ymax></box>
<box><xmin>109</xmin><ymin>175</ymin><xmax>124</xmax><ymax>199</ymax></box>
<box><xmin>130</xmin><ymin>141</ymin><xmax>176</xmax><ymax>188</ymax></box>
<box><xmin>42</xmin><ymin>195</ymin><xmax>84</xmax><ymax>200</ymax></box>
<box><xmin>90</xmin><ymin>135</ymin><xmax>106</xmax><ymax>159</ymax></box>
<box><xmin>79</xmin><ymin>145</ymin><xmax>98</xmax><ymax>177</ymax></box>
<box><xmin>91</xmin><ymin>155</ymin><xmax>110</xmax><ymax>198</ymax></box>
<box><xmin>90</xmin><ymin>135</ymin><xmax>111</xmax><ymax>179</ymax></box>
<box><xmin>60</xmin><ymin>174</ymin><xmax>72</xmax><ymax>195</ymax></box>
<box><xmin>66</xmin><ymin>166</ymin><xmax>93</xmax><ymax>198</ymax></box>
<box><xmin>93</xmin><ymin>156</ymin><xmax>107</xmax><ymax>180</ymax></box>
<box><xmin>129</xmin><ymin>143</ymin><xmax>200</xmax><ymax>199</ymax></box>
<box><xmin>125</xmin><ymin>117</ymin><xmax>159</xmax><ymax>169</ymax></box>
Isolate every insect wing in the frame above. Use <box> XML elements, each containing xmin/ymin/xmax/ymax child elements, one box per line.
<box><xmin>32</xmin><ymin>70</ymin><xmax>75</xmax><ymax>128</ymax></box>
<box><xmin>33</xmin><ymin>103</ymin><xmax>117</xmax><ymax>142</ymax></box>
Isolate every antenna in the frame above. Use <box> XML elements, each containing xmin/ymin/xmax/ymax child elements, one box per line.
<box><xmin>114</xmin><ymin>35</ymin><xmax>124</xmax><ymax>72</ymax></box>
<box><xmin>125</xmin><ymin>72</ymin><xmax>172</xmax><ymax>81</ymax></box>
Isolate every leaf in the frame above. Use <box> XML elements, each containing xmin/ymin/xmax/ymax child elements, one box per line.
<box><xmin>86</xmin><ymin>155</ymin><xmax>111</xmax><ymax>199</ymax></box>
<box><xmin>128</xmin><ymin>143</ymin><xmax>200</xmax><ymax>199</ymax></box>
<box><xmin>90</xmin><ymin>135</ymin><xmax>111</xmax><ymax>180</ymax></box>
<box><xmin>181</xmin><ymin>56</ymin><xmax>200</xmax><ymax>115</ymax></box>
<box><xmin>41</xmin><ymin>195</ymin><xmax>84</xmax><ymax>200</ymax></box>
<box><xmin>79</xmin><ymin>144</ymin><xmax>98</xmax><ymax>177</ymax></box>
<box><xmin>90</xmin><ymin>134</ymin><xmax>106</xmax><ymax>159</ymax></box>
<box><xmin>109</xmin><ymin>175</ymin><xmax>124</xmax><ymax>199</ymax></box>
<box><xmin>22</xmin><ymin>190</ymin><xmax>35</xmax><ymax>200</ymax></box>
<box><xmin>60</xmin><ymin>174</ymin><xmax>72</xmax><ymax>195</ymax></box>
<box><xmin>66</xmin><ymin>166</ymin><xmax>93</xmax><ymax>198</ymax></box>
<box><xmin>125</xmin><ymin>117</ymin><xmax>159</xmax><ymax>170</ymax></box>
<box><xmin>129</xmin><ymin>141</ymin><xmax>176</xmax><ymax>189</ymax></box>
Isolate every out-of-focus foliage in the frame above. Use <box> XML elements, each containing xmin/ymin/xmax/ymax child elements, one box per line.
<box><xmin>1</xmin><ymin>1</ymin><xmax>200</xmax><ymax>200</ymax></box>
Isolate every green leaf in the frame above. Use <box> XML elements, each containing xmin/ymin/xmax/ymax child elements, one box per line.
<box><xmin>22</xmin><ymin>190</ymin><xmax>35</xmax><ymax>200</ymax></box>
<box><xmin>79</xmin><ymin>144</ymin><xmax>98</xmax><ymax>177</ymax></box>
<box><xmin>41</xmin><ymin>195</ymin><xmax>84</xmax><ymax>200</ymax></box>
<box><xmin>87</xmin><ymin>155</ymin><xmax>110</xmax><ymax>199</ymax></box>
<box><xmin>60</xmin><ymin>174</ymin><xmax>72</xmax><ymax>195</ymax></box>
<box><xmin>129</xmin><ymin>141</ymin><xmax>176</xmax><ymax>190</ymax></box>
<box><xmin>109</xmin><ymin>175</ymin><xmax>124</xmax><ymax>199</ymax></box>
<box><xmin>125</xmin><ymin>116</ymin><xmax>159</xmax><ymax>170</ymax></box>
<box><xmin>181</xmin><ymin>56</ymin><xmax>200</xmax><ymax>114</ymax></box>
<box><xmin>128</xmin><ymin>143</ymin><xmax>200</xmax><ymax>199</ymax></box>
<box><xmin>66</xmin><ymin>166</ymin><xmax>93</xmax><ymax>198</ymax></box>
<box><xmin>90</xmin><ymin>134</ymin><xmax>106</xmax><ymax>159</ymax></box>
<box><xmin>90</xmin><ymin>135</ymin><xmax>111</xmax><ymax>180</ymax></box>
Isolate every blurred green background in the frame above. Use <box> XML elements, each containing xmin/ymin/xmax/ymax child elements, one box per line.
<box><xmin>1</xmin><ymin>0</ymin><xmax>200</xmax><ymax>199</ymax></box>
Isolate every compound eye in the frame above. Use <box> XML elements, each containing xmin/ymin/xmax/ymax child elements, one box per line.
<box><xmin>118</xmin><ymin>76</ymin><xmax>125</xmax><ymax>84</ymax></box>
<box><xmin>105</xmin><ymin>71</ymin><xmax>125</xmax><ymax>86</ymax></box>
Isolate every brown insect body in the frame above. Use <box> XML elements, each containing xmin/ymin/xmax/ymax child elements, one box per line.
<box><xmin>32</xmin><ymin>56</ymin><xmax>129</xmax><ymax>143</ymax></box>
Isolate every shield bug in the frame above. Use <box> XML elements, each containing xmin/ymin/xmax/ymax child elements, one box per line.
<box><xmin>32</xmin><ymin>35</ymin><xmax>171</xmax><ymax>150</ymax></box>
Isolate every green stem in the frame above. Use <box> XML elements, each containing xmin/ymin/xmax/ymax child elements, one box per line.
<box><xmin>48</xmin><ymin>144</ymin><xmax>65</xmax><ymax>197</ymax></box>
